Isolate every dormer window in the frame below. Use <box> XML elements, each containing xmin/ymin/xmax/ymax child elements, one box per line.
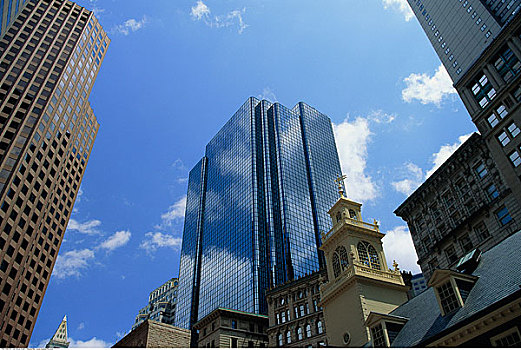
<box><xmin>357</xmin><ymin>241</ymin><xmax>381</xmax><ymax>270</ymax></box>
<box><xmin>366</xmin><ymin>313</ymin><xmax>409</xmax><ymax>348</ymax></box>
<box><xmin>429</xmin><ymin>270</ymin><xmax>479</xmax><ymax>316</ymax></box>
<box><xmin>437</xmin><ymin>281</ymin><xmax>460</xmax><ymax>315</ymax></box>
<box><xmin>336</xmin><ymin>212</ymin><xmax>342</xmax><ymax>223</ymax></box>
<box><xmin>349</xmin><ymin>209</ymin><xmax>358</xmax><ymax>220</ymax></box>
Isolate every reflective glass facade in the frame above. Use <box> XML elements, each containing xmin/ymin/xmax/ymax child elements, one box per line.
<box><xmin>175</xmin><ymin>98</ymin><xmax>342</xmax><ymax>333</ymax></box>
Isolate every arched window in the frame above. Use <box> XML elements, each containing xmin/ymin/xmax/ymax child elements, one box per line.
<box><xmin>368</xmin><ymin>244</ymin><xmax>381</xmax><ymax>270</ymax></box>
<box><xmin>286</xmin><ymin>330</ymin><xmax>292</xmax><ymax>344</ymax></box>
<box><xmin>317</xmin><ymin>321</ymin><xmax>323</xmax><ymax>334</ymax></box>
<box><xmin>306</xmin><ymin>324</ymin><xmax>312</xmax><ymax>338</ymax></box>
<box><xmin>297</xmin><ymin>327</ymin><xmax>303</xmax><ymax>340</ymax></box>
<box><xmin>332</xmin><ymin>252</ymin><xmax>341</xmax><ymax>278</ymax></box>
<box><xmin>336</xmin><ymin>211</ymin><xmax>342</xmax><ymax>222</ymax></box>
<box><xmin>336</xmin><ymin>245</ymin><xmax>349</xmax><ymax>269</ymax></box>
<box><xmin>278</xmin><ymin>333</ymin><xmax>283</xmax><ymax>346</ymax></box>
<box><xmin>357</xmin><ymin>241</ymin><xmax>381</xmax><ymax>270</ymax></box>
<box><xmin>349</xmin><ymin>209</ymin><xmax>358</xmax><ymax>220</ymax></box>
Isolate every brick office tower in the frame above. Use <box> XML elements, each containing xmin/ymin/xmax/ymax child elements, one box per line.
<box><xmin>0</xmin><ymin>0</ymin><xmax>109</xmax><ymax>346</ymax></box>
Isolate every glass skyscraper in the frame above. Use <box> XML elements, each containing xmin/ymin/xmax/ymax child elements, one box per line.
<box><xmin>408</xmin><ymin>0</ymin><xmax>521</xmax><ymax>82</ymax></box>
<box><xmin>174</xmin><ymin>97</ymin><xmax>342</xmax><ymax>335</ymax></box>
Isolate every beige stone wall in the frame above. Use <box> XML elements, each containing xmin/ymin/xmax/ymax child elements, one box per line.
<box><xmin>113</xmin><ymin>320</ymin><xmax>190</xmax><ymax>348</ymax></box>
<box><xmin>322</xmin><ymin>283</ymin><xmax>367</xmax><ymax>347</ymax></box>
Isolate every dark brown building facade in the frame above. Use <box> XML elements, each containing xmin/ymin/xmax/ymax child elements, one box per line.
<box><xmin>265</xmin><ymin>269</ymin><xmax>328</xmax><ymax>348</ymax></box>
<box><xmin>395</xmin><ymin>133</ymin><xmax>521</xmax><ymax>280</ymax></box>
<box><xmin>0</xmin><ymin>0</ymin><xmax>108</xmax><ymax>346</ymax></box>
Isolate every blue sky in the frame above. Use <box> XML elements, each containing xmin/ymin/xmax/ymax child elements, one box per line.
<box><xmin>30</xmin><ymin>0</ymin><xmax>477</xmax><ymax>347</ymax></box>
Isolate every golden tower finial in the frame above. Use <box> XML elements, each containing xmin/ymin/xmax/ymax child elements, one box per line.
<box><xmin>335</xmin><ymin>175</ymin><xmax>347</xmax><ymax>198</ymax></box>
<box><xmin>393</xmin><ymin>260</ymin><xmax>399</xmax><ymax>272</ymax></box>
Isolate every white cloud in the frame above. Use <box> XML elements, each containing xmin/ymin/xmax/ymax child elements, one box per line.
<box><xmin>426</xmin><ymin>133</ymin><xmax>472</xmax><ymax>178</ymax></box>
<box><xmin>391</xmin><ymin>162</ymin><xmax>424</xmax><ymax>196</ymax></box>
<box><xmin>36</xmin><ymin>336</ymin><xmax>111</xmax><ymax>348</ymax></box>
<box><xmin>368</xmin><ymin>110</ymin><xmax>396</xmax><ymax>124</ymax></box>
<box><xmin>190</xmin><ymin>1</ymin><xmax>249</xmax><ymax>34</ymax></box>
<box><xmin>191</xmin><ymin>0</ymin><xmax>210</xmax><ymax>20</ymax></box>
<box><xmin>99</xmin><ymin>230</ymin><xmax>131</xmax><ymax>251</ymax></box>
<box><xmin>172</xmin><ymin>158</ymin><xmax>187</xmax><ymax>171</ymax></box>
<box><xmin>382</xmin><ymin>226</ymin><xmax>420</xmax><ymax>272</ymax></box>
<box><xmin>333</xmin><ymin>117</ymin><xmax>378</xmax><ymax>202</ymax></box>
<box><xmin>67</xmin><ymin>219</ymin><xmax>101</xmax><ymax>235</ymax></box>
<box><xmin>257</xmin><ymin>87</ymin><xmax>277</xmax><ymax>102</ymax></box>
<box><xmin>382</xmin><ymin>0</ymin><xmax>414</xmax><ymax>21</ymax></box>
<box><xmin>140</xmin><ymin>232</ymin><xmax>182</xmax><ymax>253</ymax></box>
<box><xmin>53</xmin><ymin>249</ymin><xmax>95</xmax><ymax>279</ymax></box>
<box><xmin>177</xmin><ymin>177</ymin><xmax>188</xmax><ymax>184</ymax></box>
<box><xmin>77</xmin><ymin>322</ymin><xmax>85</xmax><ymax>330</ymax></box>
<box><xmin>69</xmin><ymin>337</ymin><xmax>112</xmax><ymax>348</ymax></box>
<box><xmin>114</xmin><ymin>16</ymin><xmax>148</xmax><ymax>36</ymax></box>
<box><xmin>392</xmin><ymin>133</ymin><xmax>473</xmax><ymax>196</ymax></box>
<box><xmin>160</xmin><ymin>196</ymin><xmax>187</xmax><ymax>227</ymax></box>
<box><xmin>402</xmin><ymin>64</ymin><xmax>457</xmax><ymax>106</ymax></box>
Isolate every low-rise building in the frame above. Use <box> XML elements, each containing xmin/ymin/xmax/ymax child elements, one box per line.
<box><xmin>265</xmin><ymin>270</ymin><xmax>328</xmax><ymax>348</ymax></box>
<box><xmin>395</xmin><ymin>133</ymin><xmax>521</xmax><ymax>280</ymax></box>
<box><xmin>365</xmin><ymin>230</ymin><xmax>521</xmax><ymax>347</ymax></box>
<box><xmin>132</xmin><ymin>278</ymin><xmax>178</xmax><ymax>330</ymax></box>
<box><xmin>193</xmin><ymin>308</ymin><xmax>268</xmax><ymax>348</ymax></box>
<box><xmin>113</xmin><ymin>320</ymin><xmax>190</xmax><ymax>348</ymax></box>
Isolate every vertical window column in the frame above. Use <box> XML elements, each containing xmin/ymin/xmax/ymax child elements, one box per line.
<box><xmin>485</xmin><ymin>64</ymin><xmax>506</xmax><ymax>90</ymax></box>
<box><xmin>508</xmin><ymin>36</ymin><xmax>521</xmax><ymax>64</ymax></box>
<box><xmin>460</xmin><ymin>88</ymin><xmax>481</xmax><ymax>115</ymax></box>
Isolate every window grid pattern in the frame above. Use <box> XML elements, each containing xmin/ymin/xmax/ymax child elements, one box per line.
<box><xmin>0</xmin><ymin>0</ymin><xmax>108</xmax><ymax>347</ymax></box>
<box><xmin>437</xmin><ymin>281</ymin><xmax>460</xmax><ymax>314</ymax></box>
<box><xmin>371</xmin><ymin>323</ymin><xmax>386</xmax><ymax>347</ymax></box>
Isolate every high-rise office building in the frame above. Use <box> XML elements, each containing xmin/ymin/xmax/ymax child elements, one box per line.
<box><xmin>0</xmin><ymin>0</ymin><xmax>108</xmax><ymax>346</ymax></box>
<box><xmin>132</xmin><ymin>278</ymin><xmax>179</xmax><ymax>330</ymax></box>
<box><xmin>174</xmin><ymin>98</ymin><xmax>342</xmax><ymax>339</ymax></box>
<box><xmin>407</xmin><ymin>0</ymin><xmax>521</xmax><ymax>82</ymax></box>
<box><xmin>1</xmin><ymin>0</ymin><xmax>31</xmax><ymax>38</ymax></box>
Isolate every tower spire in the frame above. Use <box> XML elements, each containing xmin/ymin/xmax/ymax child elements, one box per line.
<box><xmin>335</xmin><ymin>175</ymin><xmax>347</xmax><ymax>198</ymax></box>
<box><xmin>45</xmin><ymin>315</ymin><xmax>70</xmax><ymax>348</ymax></box>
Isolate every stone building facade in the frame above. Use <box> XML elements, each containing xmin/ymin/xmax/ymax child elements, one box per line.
<box><xmin>113</xmin><ymin>320</ymin><xmax>190</xmax><ymax>348</ymax></box>
<box><xmin>453</xmin><ymin>13</ymin><xmax>521</xmax><ymax>204</ymax></box>
<box><xmin>395</xmin><ymin>133</ymin><xmax>521</xmax><ymax>280</ymax></box>
<box><xmin>265</xmin><ymin>270</ymin><xmax>328</xmax><ymax>348</ymax></box>
<box><xmin>193</xmin><ymin>308</ymin><xmax>268</xmax><ymax>348</ymax></box>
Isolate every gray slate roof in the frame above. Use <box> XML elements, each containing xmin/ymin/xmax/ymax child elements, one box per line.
<box><xmin>389</xmin><ymin>230</ymin><xmax>521</xmax><ymax>347</ymax></box>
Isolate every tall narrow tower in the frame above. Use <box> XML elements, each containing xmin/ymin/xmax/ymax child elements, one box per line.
<box><xmin>407</xmin><ymin>0</ymin><xmax>521</xmax><ymax>82</ymax></box>
<box><xmin>45</xmin><ymin>315</ymin><xmax>69</xmax><ymax>348</ymax></box>
<box><xmin>0</xmin><ymin>0</ymin><xmax>109</xmax><ymax>346</ymax></box>
<box><xmin>174</xmin><ymin>98</ymin><xmax>343</xmax><ymax>342</ymax></box>
<box><xmin>319</xmin><ymin>182</ymin><xmax>408</xmax><ymax>347</ymax></box>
